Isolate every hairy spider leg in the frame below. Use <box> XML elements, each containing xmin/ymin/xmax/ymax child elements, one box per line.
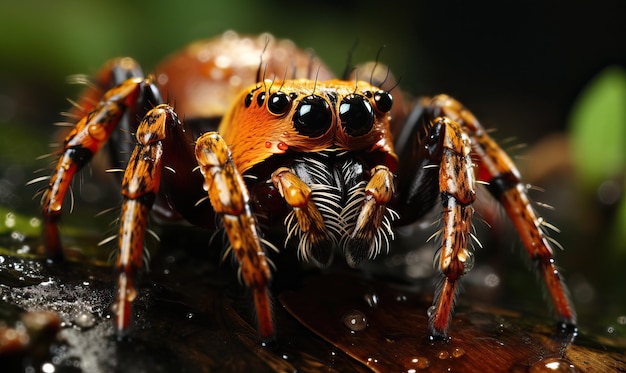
<box><xmin>196</xmin><ymin>132</ymin><xmax>274</xmax><ymax>339</ymax></box>
<box><xmin>41</xmin><ymin>77</ymin><xmax>149</xmax><ymax>259</ymax></box>
<box><xmin>113</xmin><ymin>104</ymin><xmax>180</xmax><ymax>335</ymax></box>
<box><xmin>428</xmin><ymin>94</ymin><xmax>577</xmax><ymax>333</ymax></box>
<box><xmin>426</xmin><ymin>117</ymin><xmax>477</xmax><ymax>337</ymax></box>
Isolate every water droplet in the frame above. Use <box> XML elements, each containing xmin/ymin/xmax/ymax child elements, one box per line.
<box><xmin>342</xmin><ymin>310</ymin><xmax>367</xmax><ymax>332</ymax></box>
<box><xmin>277</xmin><ymin>142</ymin><xmax>289</xmax><ymax>151</ymax></box>
<box><xmin>437</xmin><ymin>350</ymin><xmax>449</xmax><ymax>359</ymax></box>
<box><xmin>462</xmin><ymin>249</ymin><xmax>475</xmax><ymax>274</ymax></box>
<box><xmin>11</xmin><ymin>231</ymin><xmax>25</xmax><ymax>242</ymax></box>
<box><xmin>484</xmin><ymin>273</ymin><xmax>500</xmax><ymax>288</ymax></box>
<box><xmin>41</xmin><ymin>362</ymin><xmax>55</xmax><ymax>373</ymax></box>
<box><xmin>405</xmin><ymin>356</ymin><xmax>430</xmax><ymax>371</ymax></box>
<box><xmin>451</xmin><ymin>347</ymin><xmax>465</xmax><ymax>358</ymax></box>
<box><xmin>427</xmin><ymin>305</ymin><xmax>436</xmax><ymax>317</ymax></box>
<box><xmin>4</xmin><ymin>212</ymin><xmax>16</xmax><ymax>228</ymax></box>
<box><xmin>29</xmin><ymin>217</ymin><xmax>41</xmax><ymax>228</ymax></box>
<box><xmin>125</xmin><ymin>287</ymin><xmax>137</xmax><ymax>302</ymax></box>
<box><xmin>17</xmin><ymin>245</ymin><xmax>30</xmax><ymax>255</ymax></box>
<box><xmin>364</xmin><ymin>292</ymin><xmax>379</xmax><ymax>308</ymax></box>
<box><xmin>529</xmin><ymin>357</ymin><xmax>579</xmax><ymax>372</ymax></box>
<box><xmin>88</xmin><ymin>124</ymin><xmax>106</xmax><ymax>140</ymax></box>
<box><xmin>186</xmin><ymin>312</ymin><xmax>194</xmax><ymax>319</ymax></box>
<box><xmin>73</xmin><ymin>311</ymin><xmax>96</xmax><ymax>329</ymax></box>
<box><xmin>366</xmin><ymin>356</ymin><xmax>379</xmax><ymax>365</ymax></box>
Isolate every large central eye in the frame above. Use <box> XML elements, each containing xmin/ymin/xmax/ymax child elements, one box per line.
<box><xmin>293</xmin><ymin>95</ymin><xmax>332</xmax><ymax>137</ymax></box>
<box><xmin>339</xmin><ymin>94</ymin><xmax>374</xmax><ymax>137</ymax></box>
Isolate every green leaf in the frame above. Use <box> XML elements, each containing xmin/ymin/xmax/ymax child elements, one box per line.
<box><xmin>569</xmin><ymin>66</ymin><xmax>626</xmax><ymax>188</ymax></box>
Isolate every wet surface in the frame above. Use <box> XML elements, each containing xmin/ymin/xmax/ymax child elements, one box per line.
<box><xmin>0</xmin><ymin>244</ymin><xmax>371</xmax><ymax>373</ymax></box>
<box><xmin>1</xmin><ymin>242</ymin><xmax>625</xmax><ymax>373</ymax></box>
<box><xmin>281</xmin><ymin>273</ymin><xmax>626</xmax><ymax>372</ymax></box>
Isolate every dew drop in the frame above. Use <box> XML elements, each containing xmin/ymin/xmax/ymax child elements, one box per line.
<box><xmin>265</xmin><ymin>141</ymin><xmax>272</xmax><ymax>148</ymax></box>
<box><xmin>462</xmin><ymin>249</ymin><xmax>475</xmax><ymax>274</ymax></box>
<box><xmin>125</xmin><ymin>287</ymin><xmax>137</xmax><ymax>302</ymax></box>
<box><xmin>186</xmin><ymin>312</ymin><xmax>194</xmax><ymax>319</ymax></box>
<box><xmin>277</xmin><ymin>142</ymin><xmax>289</xmax><ymax>151</ymax></box>
<box><xmin>364</xmin><ymin>292</ymin><xmax>379</xmax><ymax>308</ymax></box>
<box><xmin>437</xmin><ymin>350</ymin><xmax>449</xmax><ymax>359</ymax></box>
<box><xmin>73</xmin><ymin>311</ymin><xmax>96</xmax><ymax>329</ymax></box>
<box><xmin>529</xmin><ymin>357</ymin><xmax>579</xmax><ymax>372</ymax></box>
<box><xmin>405</xmin><ymin>356</ymin><xmax>430</xmax><ymax>371</ymax></box>
<box><xmin>29</xmin><ymin>217</ymin><xmax>41</xmax><ymax>228</ymax></box>
<box><xmin>427</xmin><ymin>305</ymin><xmax>436</xmax><ymax>318</ymax></box>
<box><xmin>88</xmin><ymin>124</ymin><xmax>105</xmax><ymax>140</ymax></box>
<box><xmin>451</xmin><ymin>347</ymin><xmax>465</xmax><ymax>358</ymax></box>
<box><xmin>342</xmin><ymin>310</ymin><xmax>367</xmax><ymax>332</ymax></box>
<box><xmin>41</xmin><ymin>362</ymin><xmax>55</xmax><ymax>373</ymax></box>
<box><xmin>396</xmin><ymin>294</ymin><xmax>407</xmax><ymax>302</ymax></box>
<box><xmin>4</xmin><ymin>212</ymin><xmax>16</xmax><ymax>228</ymax></box>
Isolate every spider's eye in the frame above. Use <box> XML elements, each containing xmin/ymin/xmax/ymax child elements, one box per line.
<box><xmin>256</xmin><ymin>91</ymin><xmax>266</xmax><ymax>107</ymax></box>
<box><xmin>373</xmin><ymin>90</ymin><xmax>393</xmax><ymax>113</ymax></box>
<box><xmin>244</xmin><ymin>92</ymin><xmax>254</xmax><ymax>108</ymax></box>
<box><xmin>267</xmin><ymin>91</ymin><xmax>292</xmax><ymax>115</ymax></box>
<box><xmin>293</xmin><ymin>95</ymin><xmax>332</xmax><ymax>137</ymax></box>
<box><xmin>339</xmin><ymin>94</ymin><xmax>374</xmax><ymax>137</ymax></box>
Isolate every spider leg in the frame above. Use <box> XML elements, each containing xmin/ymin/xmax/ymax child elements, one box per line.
<box><xmin>428</xmin><ymin>94</ymin><xmax>577</xmax><ymax>332</ymax></box>
<box><xmin>41</xmin><ymin>76</ymin><xmax>154</xmax><ymax>259</ymax></box>
<box><xmin>196</xmin><ymin>132</ymin><xmax>274</xmax><ymax>339</ymax></box>
<box><xmin>427</xmin><ymin>117</ymin><xmax>477</xmax><ymax>337</ymax></box>
<box><xmin>113</xmin><ymin>104</ymin><xmax>182</xmax><ymax>335</ymax></box>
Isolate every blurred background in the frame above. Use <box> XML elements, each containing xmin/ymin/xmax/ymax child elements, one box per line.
<box><xmin>1</xmin><ymin>0</ymin><xmax>624</xmax><ymax>343</ymax></box>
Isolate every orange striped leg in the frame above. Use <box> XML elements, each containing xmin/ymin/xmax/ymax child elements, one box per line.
<box><xmin>429</xmin><ymin>117</ymin><xmax>477</xmax><ymax>337</ymax></box>
<box><xmin>195</xmin><ymin>132</ymin><xmax>274</xmax><ymax>339</ymax></box>
<box><xmin>41</xmin><ymin>77</ymin><xmax>145</xmax><ymax>259</ymax></box>
<box><xmin>113</xmin><ymin>105</ymin><xmax>172</xmax><ymax>335</ymax></box>
<box><xmin>430</xmin><ymin>94</ymin><xmax>576</xmax><ymax>330</ymax></box>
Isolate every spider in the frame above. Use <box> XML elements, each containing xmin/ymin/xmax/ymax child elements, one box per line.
<box><xmin>35</xmin><ymin>31</ymin><xmax>576</xmax><ymax>340</ymax></box>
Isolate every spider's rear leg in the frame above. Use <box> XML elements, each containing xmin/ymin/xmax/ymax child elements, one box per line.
<box><xmin>196</xmin><ymin>133</ymin><xmax>274</xmax><ymax>339</ymax></box>
<box><xmin>40</xmin><ymin>74</ymin><xmax>157</xmax><ymax>260</ymax></box>
<box><xmin>430</xmin><ymin>94</ymin><xmax>577</xmax><ymax>333</ymax></box>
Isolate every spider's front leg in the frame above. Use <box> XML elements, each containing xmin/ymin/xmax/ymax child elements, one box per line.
<box><xmin>402</xmin><ymin>115</ymin><xmax>477</xmax><ymax>337</ymax></box>
<box><xmin>112</xmin><ymin>104</ymin><xmax>180</xmax><ymax>333</ymax></box>
<box><xmin>195</xmin><ymin>133</ymin><xmax>274</xmax><ymax>339</ymax></box>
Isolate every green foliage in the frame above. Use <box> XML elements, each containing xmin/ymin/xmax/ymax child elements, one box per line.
<box><xmin>570</xmin><ymin>66</ymin><xmax>626</xmax><ymax>187</ymax></box>
<box><xmin>569</xmin><ymin>66</ymin><xmax>626</xmax><ymax>251</ymax></box>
